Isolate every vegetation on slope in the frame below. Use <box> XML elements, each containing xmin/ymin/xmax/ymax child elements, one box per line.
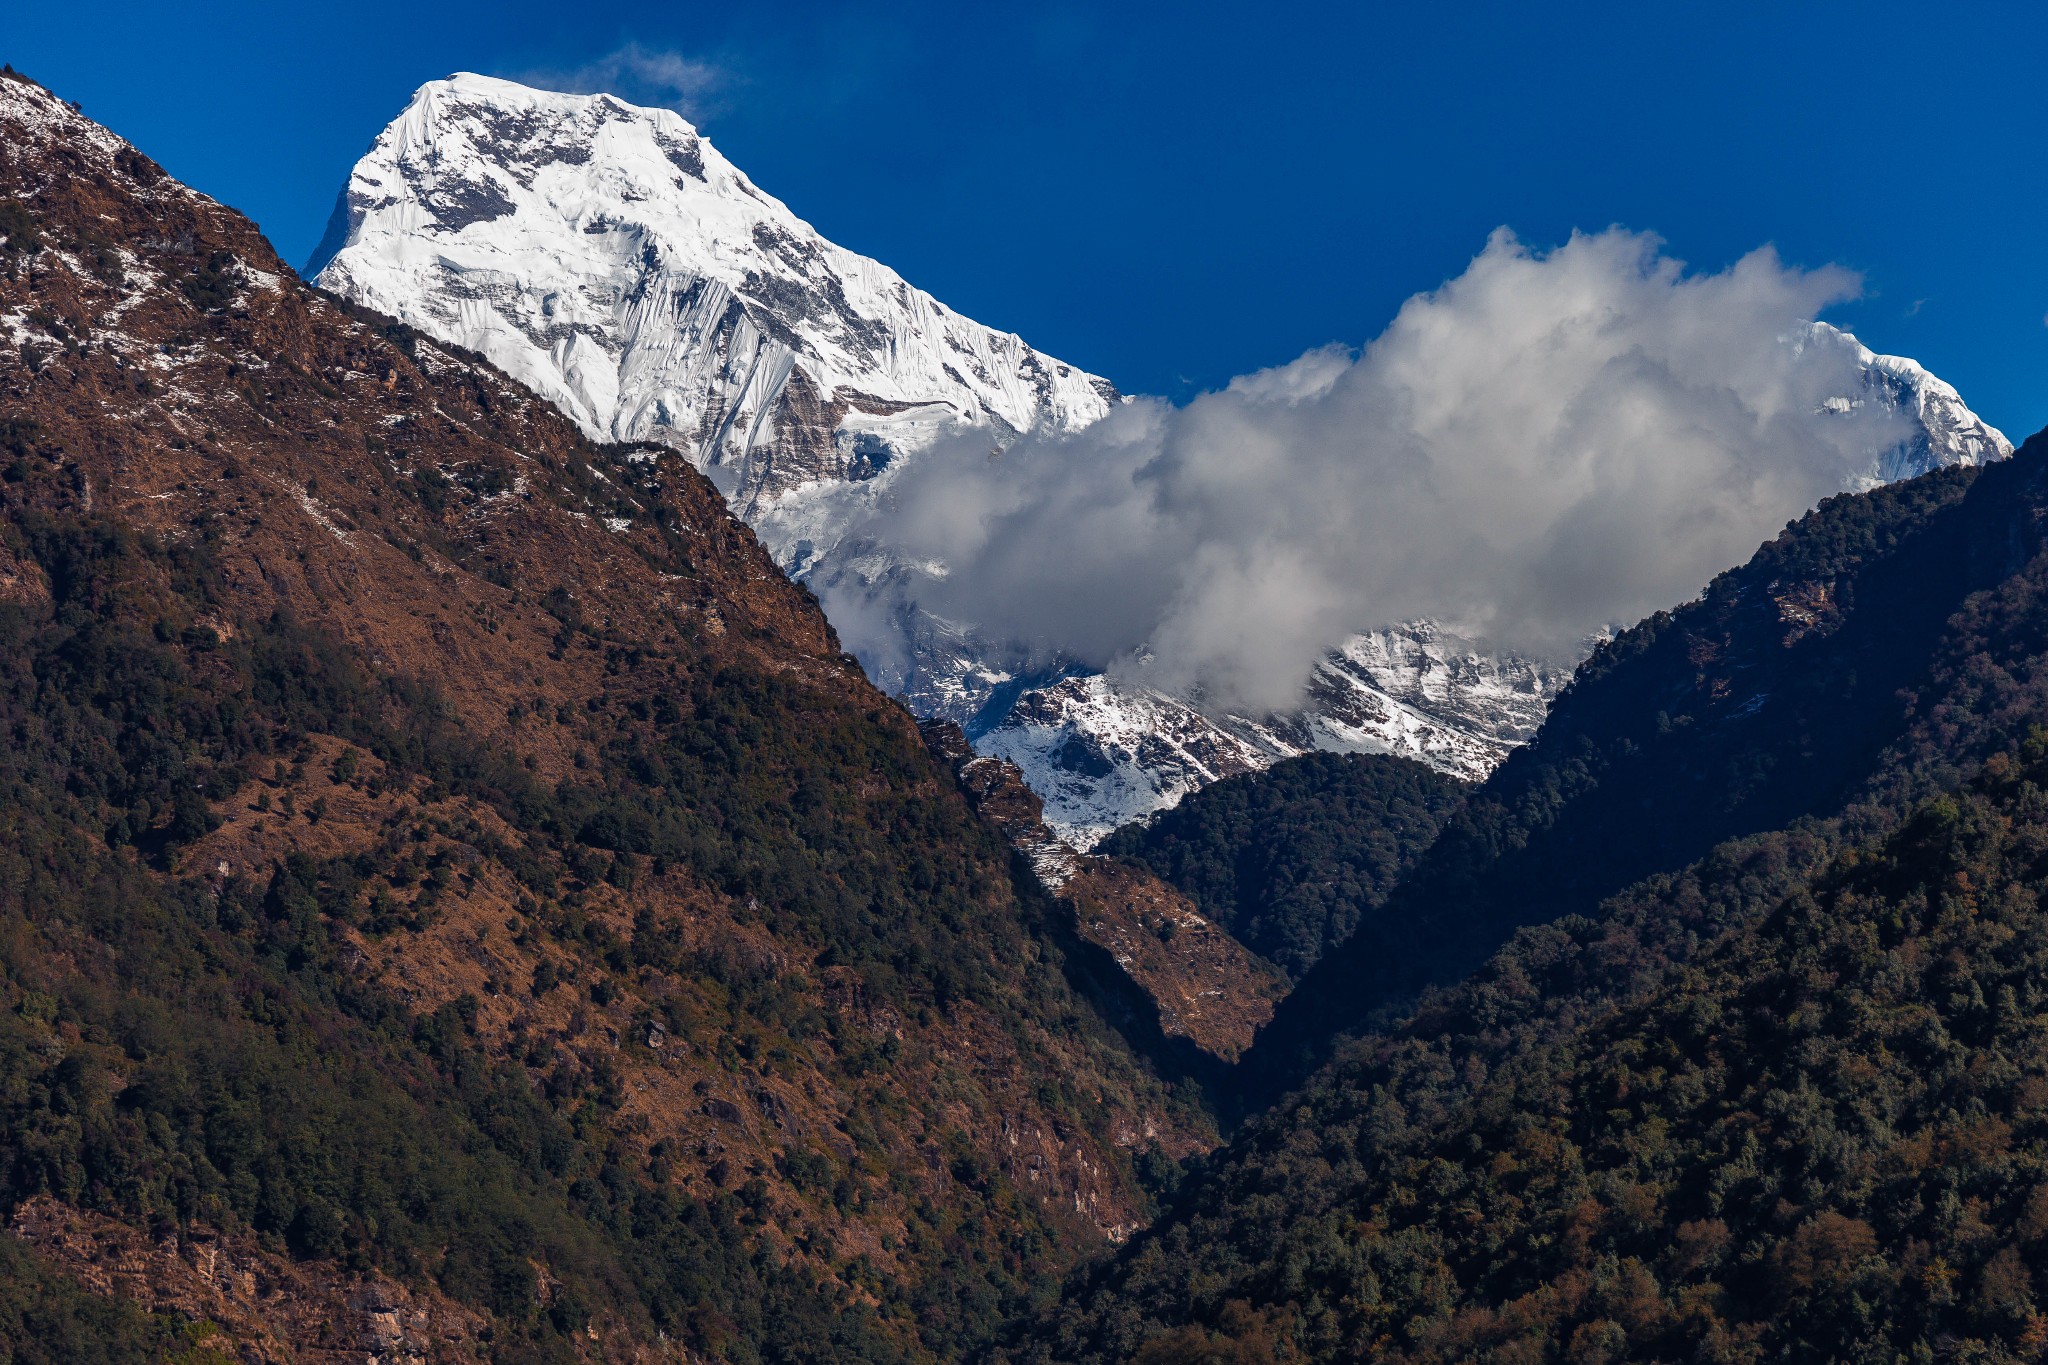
<box><xmin>0</xmin><ymin>495</ymin><xmax>1093</xmax><ymax>1362</ymax></box>
<box><xmin>1033</xmin><ymin>737</ymin><xmax>2048</xmax><ymax>1363</ymax></box>
<box><xmin>1254</xmin><ymin>447</ymin><xmax>2043</xmax><ymax>1092</ymax></box>
<box><xmin>1027</xmin><ymin>436</ymin><xmax>2048</xmax><ymax>1362</ymax></box>
<box><xmin>1096</xmin><ymin>752</ymin><xmax>1466</xmax><ymax>981</ymax></box>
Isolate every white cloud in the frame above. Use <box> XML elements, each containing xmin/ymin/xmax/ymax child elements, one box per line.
<box><xmin>822</xmin><ymin>227</ymin><xmax>1915</xmax><ymax>714</ymax></box>
<box><xmin>509</xmin><ymin>42</ymin><xmax>727</xmax><ymax>121</ymax></box>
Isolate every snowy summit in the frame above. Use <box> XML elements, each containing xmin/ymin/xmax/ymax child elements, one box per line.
<box><xmin>309</xmin><ymin>73</ymin><xmax>1117</xmax><ymax>518</ymax></box>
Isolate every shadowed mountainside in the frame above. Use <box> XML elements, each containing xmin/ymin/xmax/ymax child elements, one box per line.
<box><xmin>1096</xmin><ymin>751</ymin><xmax>1468</xmax><ymax>982</ymax></box>
<box><xmin>1252</xmin><ymin>446</ymin><xmax>2040</xmax><ymax>1096</ymax></box>
<box><xmin>1021</xmin><ymin>431</ymin><xmax>2048</xmax><ymax>1362</ymax></box>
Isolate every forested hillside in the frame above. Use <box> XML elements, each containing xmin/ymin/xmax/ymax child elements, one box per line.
<box><xmin>1253</xmin><ymin>445</ymin><xmax>2045</xmax><ymax>1093</ymax></box>
<box><xmin>1023</xmin><ymin>430</ymin><xmax>2048</xmax><ymax>1361</ymax></box>
<box><xmin>1096</xmin><ymin>752</ymin><xmax>1466</xmax><ymax>981</ymax></box>
<box><xmin>0</xmin><ymin>69</ymin><xmax>1204</xmax><ymax>1363</ymax></box>
<box><xmin>1026</xmin><ymin>733</ymin><xmax>2048</xmax><ymax>1364</ymax></box>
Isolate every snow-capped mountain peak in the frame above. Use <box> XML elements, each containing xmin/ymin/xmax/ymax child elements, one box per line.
<box><xmin>311</xmin><ymin>76</ymin><xmax>2016</xmax><ymax>848</ymax></box>
<box><xmin>311</xmin><ymin>73</ymin><xmax>1115</xmax><ymax>513</ymax></box>
<box><xmin>1818</xmin><ymin>327</ymin><xmax>2010</xmax><ymax>483</ymax></box>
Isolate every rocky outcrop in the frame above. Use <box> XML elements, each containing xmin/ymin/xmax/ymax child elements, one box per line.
<box><xmin>11</xmin><ymin>1198</ymin><xmax>493</xmax><ymax>1365</ymax></box>
<box><xmin>922</xmin><ymin>720</ymin><xmax>1284</xmax><ymax>1063</ymax></box>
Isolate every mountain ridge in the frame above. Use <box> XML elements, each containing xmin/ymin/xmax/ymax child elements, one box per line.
<box><xmin>1016</xmin><ymin>429</ymin><xmax>2048</xmax><ymax>1365</ymax></box>
<box><xmin>1248</xmin><ymin>445</ymin><xmax>2024</xmax><ymax>1095</ymax></box>
<box><xmin>310</xmin><ymin>72</ymin><xmax>1117</xmax><ymax>517</ymax></box>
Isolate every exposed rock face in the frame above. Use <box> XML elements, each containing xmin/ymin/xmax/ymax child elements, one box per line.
<box><xmin>1058</xmin><ymin>861</ymin><xmax>1287</xmax><ymax>1065</ymax></box>
<box><xmin>11</xmin><ymin>1199</ymin><xmax>489</xmax><ymax>1365</ymax></box>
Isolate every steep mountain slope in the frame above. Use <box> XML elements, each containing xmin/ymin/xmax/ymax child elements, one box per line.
<box><xmin>309</xmin><ymin>76</ymin><xmax>2015</xmax><ymax>846</ymax></box>
<box><xmin>0</xmin><ymin>69</ymin><xmax>1208</xmax><ymax>1362</ymax></box>
<box><xmin>1252</xmin><ymin>440</ymin><xmax>2047</xmax><ymax>1093</ymax></box>
<box><xmin>919</xmin><ymin>721</ymin><xmax>1287</xmax><ymax>1069</ymax></box>
<box><xmin>1017</xmin><ymin>433</ymin><xmax>2048</xmax><ymax>1365</ymax></box>
<box><xmin>1029</xmin><ymin>743</ymin><xmax>2048</xmax><ymax>1364</ymax></box>
<box><xmin>1096</xmin><ymin>752</ymin><xmax>1468</xmax><ymax>981</ymax></box>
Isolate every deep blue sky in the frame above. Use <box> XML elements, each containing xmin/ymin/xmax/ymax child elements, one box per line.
<box><xmin>8</xmin><ymin>1</ymin><xmax>2046</xmax><ymax>435</ymax></box>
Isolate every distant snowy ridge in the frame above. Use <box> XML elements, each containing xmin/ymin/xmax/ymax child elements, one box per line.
<box><xmin>1827</xmin><ymin>331</ymin><xmax>2009</xmax><ymax>485</ymax></box>
<box><xmin>972</xmin><ymin>626</ymin><xmax>1569</xmax><ymax>845</ymax></box>
<box><xmin>310</xmin><ymin>74</ymin><xmax>1115</xmax><ymax>518</ymax></box>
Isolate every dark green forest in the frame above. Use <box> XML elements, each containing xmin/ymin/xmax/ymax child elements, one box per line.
<box><xmin>1251</xmin><ymin>452</ymin><xmax>2030</xmax><ymax>1096</ymax></box>
<box><xmin>1029</xmin><ymin>733</ymin><xmax>2048</xmax><ymax>1364</ymax></box>
<box><xmin>1097</xmin><ymin>752</ymin><xmax>1465</xmax><ymax>980</ymax></box>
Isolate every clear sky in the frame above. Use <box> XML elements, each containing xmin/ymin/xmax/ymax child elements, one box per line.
<box><xmin>7</xmin><ymin>1</ymin><xmax>2045</xmax><ymax>436</ymax></box>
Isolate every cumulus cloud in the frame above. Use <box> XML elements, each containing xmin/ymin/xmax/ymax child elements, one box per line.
<box><xmin>510</xmin><ymin>43</ymin><xmax>727</xmax><ymax>120</ymax></box>
<box><xmin>821</xmin><ymin>228</ymin><xmax>1919</xmax><ymax>715</ymax></box>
